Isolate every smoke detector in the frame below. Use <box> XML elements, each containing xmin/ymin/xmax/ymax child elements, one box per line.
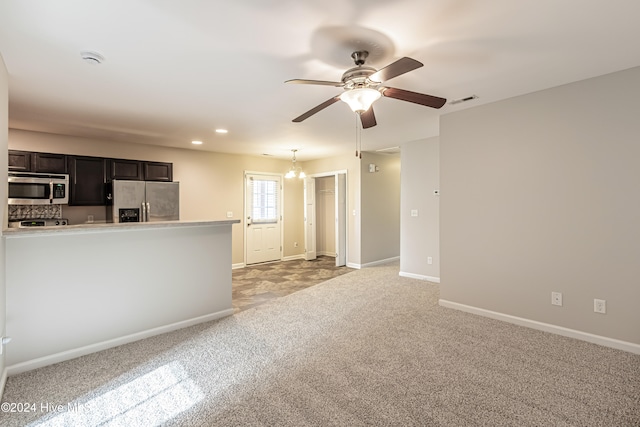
<box><xmin>80</xmin><ymin>50</ymin><xmax>105</xmax><ymax>65</ymax></box>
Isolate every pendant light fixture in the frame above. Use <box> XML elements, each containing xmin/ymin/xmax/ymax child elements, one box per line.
<box><xmin>285</xmin><ymin>149</ymin><xmax>306</xmax><ymax>179</ymax></box>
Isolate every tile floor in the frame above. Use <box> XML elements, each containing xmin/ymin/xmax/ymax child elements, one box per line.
<box><xmin>232</xmin><ymin>256</ymin><xmax>354</xmax><ymax>312</ymax></box>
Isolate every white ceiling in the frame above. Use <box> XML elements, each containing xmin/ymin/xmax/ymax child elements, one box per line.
<box><xmin>1</xmin><ymin>1</ymin><xmax>640</xmax><ymax>161</ymax></box>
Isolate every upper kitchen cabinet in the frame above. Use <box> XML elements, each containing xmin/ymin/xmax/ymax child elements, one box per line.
<box><xmin>33</xmin><ymin>152</ymin><xmax>67</xmax><ymax>173</ymax></box>
<box><xmin>144</xmin><ymin>161</ymin><xmax>173</xmax><ymax>182</ymax></box>
<box><xmin>68</xmin><ymin>156</ymin><xmax>106</xmax><ymax>206</ymax></box>
<box><xmin>9</xmin><ymin>150</ymin><xmax>67</xmax><ymax>173</ymax></box>
<box><xmin>8</xmin><ymin>150</ymin><xmax>32</xmax><ymax>171</ymax></box>
<box><xmin>108</xmin><ymin>158</ymin><xmax>143</xmax><ymax>181</ymax></box>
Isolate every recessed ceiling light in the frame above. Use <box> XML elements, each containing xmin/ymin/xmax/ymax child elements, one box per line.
<box><xmin>215</xmin><ymin>129</ymin><xmax>228</xmax><ymax>134</ymax></box>
<box><xmin>80</xmin><ymin>50</ymin><xmax>105</xmax><ymax>65</ymax></box>
<box><xmin>191</xmin><ymin>140</ymin><xmax>203</xmax><ymax>145</ymax></box>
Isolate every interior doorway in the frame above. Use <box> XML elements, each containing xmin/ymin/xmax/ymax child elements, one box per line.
<box><xmin>304</xmin><ymin>172</ymin><xmax>347</xmax><ymax>267</ymax></box>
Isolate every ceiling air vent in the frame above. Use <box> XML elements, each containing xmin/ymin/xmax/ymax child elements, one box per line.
<box><xmin>450</xmin><ymin>95</ymin><xmax>478</xmax><ymax>105</ymax></box>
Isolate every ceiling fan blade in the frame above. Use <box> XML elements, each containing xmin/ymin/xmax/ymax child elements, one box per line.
<box><xmin>359</xmin><ymin>107</ymin><xmax>377</xmax><ymax>129</ymax></box>
<box><xmin>369</xmin><ymin>57</ymin><xmax>423</xmax><ymax>83</ymax></box>
<box><xmin>285</xmin><ymin>79</ymin><xmax>344</xmax><ymax>87</ymax></box>
<box><xmin>381</xmin><ymin>87</ymin><xmax>447</xmax><ymax>109</ymax></box>
<box><xmin>292</xmin><ymin>96</ymin><xmax>341</xmax><ymax>122</ymax></box>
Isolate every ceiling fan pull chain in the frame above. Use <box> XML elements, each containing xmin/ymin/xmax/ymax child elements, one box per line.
<box><xmin>355</xmin><ymin>113</ymin><xmax>359</xmax><ymax>158</ymax></box>
<box><xmin>358</xmin><ymin>113</ymin><xmax>363</xmax><ymax>159</ymax></box>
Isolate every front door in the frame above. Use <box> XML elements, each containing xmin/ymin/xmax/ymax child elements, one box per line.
<box><xmin>245</xmin><ymin>173</ymin><xmax>282</xmax><ymax>265</ymax></box>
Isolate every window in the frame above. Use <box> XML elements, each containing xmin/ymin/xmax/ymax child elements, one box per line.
<box><xmin>251</xmin><ymin>178</ymin><xmax>278</xmax><ymax>223</ymax></box>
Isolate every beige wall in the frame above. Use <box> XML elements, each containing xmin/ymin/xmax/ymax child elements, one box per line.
<box><xmin>0</xmin><ymin>53</ymin><xmax>9</xmax><ymax>393</ymax></box>
<box><xmin>360</xmin><ymin>152</ymin><xmax>400</xmax><ymax>265</ymax></box>
<box><xmin>440</xmin><ymin>66</ymin><xmax>640</xmax><ymax>345</ymax></box>
<box><xmin>400</xmin><ymin>137</ymin><xmax>440</xmax><ymax>281</ymax></box>
<box><xmin>8</xmin><ymin>129</ymin><xmax>305</xmax><ymax>265</ymax></box>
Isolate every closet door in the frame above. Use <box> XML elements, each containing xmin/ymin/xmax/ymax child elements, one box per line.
<box><xmin>304</xmin><ymin>177</ymin><xmax>317</xmax><ymax>260</ymax></box>
<box><xmin>335</xmin><ymin>173</ymin><xmax>347</xmax><ymax>266</ymax></box>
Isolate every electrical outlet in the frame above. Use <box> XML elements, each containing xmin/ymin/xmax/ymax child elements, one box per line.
<box><xmin>551</xmin><ymin>292</ymin><xmax>563</xmax><ymax>306</ymax></box>
<box><xmin>594</xmin><ymin>299</ymin><xmax>606</xmax><ymax>314</ymax></box>
<box><xmin>87</xmin><ymin>215</ymin><xmax>94</xmax><ymax>223</ymax></box>
<box><xmin>427</xmin><ymin>257</ymin><xmax>433</xmax><ymax>265</ymax></box>
<box><xmin>294</xmin><ymin>242</ymin><xmax>298</xmax><ymax>248</ymax></box>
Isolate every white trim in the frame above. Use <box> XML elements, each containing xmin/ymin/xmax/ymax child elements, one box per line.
<box><xmin>6</xmin><ymin>309</ymin><xmax>234</xmax><ymax>376</ymax></box>
<box><xmin>232</xmin><ymin>262</ymin><xmax>245</xmax><ymax>270</ymax></box>
<box><xmin>306</xmin><ymin>170</ymin><xmax>349</xmax><ymax>268</ymax></box>
<box><xmin>399</xmin><ymin>271</ymin><xmax>440</xmax><ymax>283</ymax></box>
<box><xmin>361</xmin><ymin>256</ymin><xmax>399</xmax><ymax>268</ymax></box>
<box><xmin>347</xmin><ymin>262</ymin><xmax>361</xmax><ymax>269</ymax></box>
<box><xmin>0</xmin><ymin>367</ymin><xmax>7</xmax><ymax>401</ymax></box>
<box><xmin>317</xmin><ymin>251</ymin><xmax>336</xmax><ymax>257</ymax></box>
<box><xmin>307</xmin><ymin>169</ymin><xmax>348</xmax><ymax>178</ymax></box>
<box><xmin>282</xmin><ymin>254</ymin><xmax>305</xmax><ymax>262</ymax></box>
<box><xmin>439</xmin><ymin>299</ymin><xmax>640</xmax><ymax>355</ymax></box>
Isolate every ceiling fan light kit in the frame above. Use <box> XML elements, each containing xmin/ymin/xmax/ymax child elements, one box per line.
<box><xmin>339</xmin><ymin>87</ymin><xmax>381</xmax><ymax>113</ymax></box>
<box><xmin>286</xmin><ymin>50</ymin><xmax>446</xmax><ymax>129</ymax></box>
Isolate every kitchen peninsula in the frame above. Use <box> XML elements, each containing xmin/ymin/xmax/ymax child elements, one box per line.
<box><xmin>3</xmin><ymin>219</ymin><xmax>239</xmax><ymax>375</ymax></box>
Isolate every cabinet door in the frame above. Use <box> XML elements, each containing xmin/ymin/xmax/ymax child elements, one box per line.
<box><xmin>34</xmin><ymin>152</ymin><xmax>67</xmax><ymax>173</ymax></box>
<box><xmin>144</xmin><ymin>162</ymin><xmax>173</xmax><ymax>182</ymax></box>
<box><xmin>68</xmin><ymin>156</ymin><xmax>106</xmax><ymax>206</ymax></box>
<box><xmin>109</xmin><ymin>159</ymin><xmax>143</xmax><ymax>181</ymax></box>
<box><xmin>9</xmin><ymin>150</ymin><xmax>32</xmax><ymax>171</ymax></box>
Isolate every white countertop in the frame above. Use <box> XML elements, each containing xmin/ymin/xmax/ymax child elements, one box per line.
<box><xmin>2</xmin><ymin>219</ymin><xmax>240</xmax><ymax>236</ymax></box>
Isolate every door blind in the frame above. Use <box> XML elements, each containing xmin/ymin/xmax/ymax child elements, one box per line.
<box><xmin>250</xmin><ymin>178</ymin><xmax>278</xmax><ymax>224</ymax></box>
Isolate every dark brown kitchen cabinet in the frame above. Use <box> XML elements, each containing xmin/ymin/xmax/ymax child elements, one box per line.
<box><xmin>9</xmin><ymin>150</ymin><xmax>67</xmax><ymax>173</ymax></box>
<box><xmin>108</xmin><ymin>158</ymin><xmax>143</xmax><ymax>181</ymax></box>
<box><xmin>68</xmin><ymin>156</ymin><xmax>106</xmax><ymax>205</ymax></box>
<box><xmin>8</xmin><ymin>150</ymin><xmax>32</xmax><ymax>171</ymax></box>
<box><xmin>144</xmin><ymin>161</ymin><xmax>173</xmax><ymax>182</ymax></box>
<box><xmin>33</xmin><ymin>152</ymin><xmax>67</xmax><ymax>173</ymax></box>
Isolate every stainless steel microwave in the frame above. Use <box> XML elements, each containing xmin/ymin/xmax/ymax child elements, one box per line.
<box><xmin>8</xmin><ymin>172</ymin><xmax>69</xmax><ymax>205</ymax></box>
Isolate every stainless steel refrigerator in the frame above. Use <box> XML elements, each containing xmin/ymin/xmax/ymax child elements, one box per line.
<box><xmin>109</xmin><ymin>180</ymin><xmax>179</xmax><ymax>223</ymax></box>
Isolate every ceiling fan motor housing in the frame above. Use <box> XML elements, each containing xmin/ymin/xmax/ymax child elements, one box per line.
<box><xmin>341</xmin><ymin>66</ymin><xmax>378</xmax><ymax>89</ymax></box>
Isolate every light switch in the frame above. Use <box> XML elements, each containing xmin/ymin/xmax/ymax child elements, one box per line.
<box><xmin>411</xmin><ymin>209</ymin><xmax>418</xmax><ymax>217</ymax></box>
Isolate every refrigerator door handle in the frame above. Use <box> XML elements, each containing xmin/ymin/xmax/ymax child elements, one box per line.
<box><xmin>141</xmin><ymin>202</ymin><xmax>147</xmax><ymax>222</ymax></box>
<box><xmin>146</xmin><ymin>202</ymin><xmax>150</xmax><ymax>222</ymax></box>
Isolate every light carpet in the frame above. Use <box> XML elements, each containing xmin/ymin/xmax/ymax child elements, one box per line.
<box><xmin>1</xmin><ymin>262</ymin><xmax>639</xmax><ymax>426</ymax></box>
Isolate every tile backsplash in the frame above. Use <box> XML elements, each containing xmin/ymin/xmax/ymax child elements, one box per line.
<box><xmin>8</xmin><ymin>205</ymin><xmax>62</xmax><ymax>220</ymax></box>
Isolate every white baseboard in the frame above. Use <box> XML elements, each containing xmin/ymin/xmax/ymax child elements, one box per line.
<box><xmin>361</xmin><ymin>256</ymin><xmax>400</xmax><ymax>268</ymax></box>
<box><xmin>317</xmin><ymin>251</ymin><xmax>336</xmax><ymax>257</ymax></box>
<box><xmin>6</xmin><ymin>308</ymin><xmax>235</xmax><ymax>376</ymax></box>
<box><xmin>439</xmin><ymin>299</ymin><xmax>640</xmax><ymax>355</ymax></box>
<box><xmin>282</xmin><ymin>254</ymin><xmax>305</xmax><ymax>262</ymax></box>
<box><xmin>399</xmin><ymin>271</ymin><xmax>440</xmax><ymax>283</ymax></box>
<box><xmin>346</xmin><ymin>263</ymin><xmax>361</xmax><ymax>269</ymax></box>
<box><xmin>232</xmin><ymin>262</ymin><xmax>245</xmax><ymax>269</ymax></box>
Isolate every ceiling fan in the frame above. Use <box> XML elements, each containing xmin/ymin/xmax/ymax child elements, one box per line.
<box><xmin>286</xmin><ymin>50</ymin><xmax>446</xmax><ymax>129</ymax></box>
